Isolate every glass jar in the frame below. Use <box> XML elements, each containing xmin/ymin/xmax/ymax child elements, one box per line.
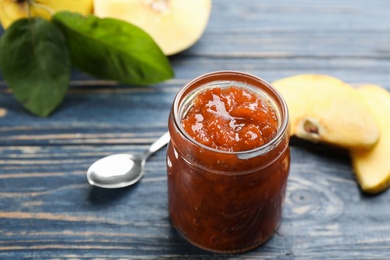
<box><xmin>166</xmin><ymin>71</ymin><xmax>290</xmax><ymax>253</ymax></box>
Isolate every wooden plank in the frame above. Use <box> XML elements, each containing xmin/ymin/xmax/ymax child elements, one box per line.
<box><xmin>0</xmin><ymin>0</ymin><xmax>390</xmax><ymax>258</ymax></box>
<box><xmin>1</xmin><ymin>56</ymin><xmax>389</xmax><ymax>139</ymax></box>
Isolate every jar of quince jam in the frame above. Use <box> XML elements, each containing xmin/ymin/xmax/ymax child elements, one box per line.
<box><xmin>166</xmin><ymin>71</ymin><xmax>290</xmax><ymax>253</ymax></box>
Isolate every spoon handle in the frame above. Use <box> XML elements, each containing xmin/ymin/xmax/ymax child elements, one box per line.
<box><xmin>146</xmin><ymin>132</ymin><xmax>170</xmax><ymax>157</ymax></box>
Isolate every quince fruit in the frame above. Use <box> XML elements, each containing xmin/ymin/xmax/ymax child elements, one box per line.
<box><xmin>272</xmin><ymin>74</ymin><xmax>380</xmax><ymax>150</ymax></box>
<box><xmin>94</xmin><ymin>0</ymin><xmax>212</xmax><ymax>56</ymax></box>
<box><xmin>0</xmin><ymin>0</ymin><xmax>93</xmax><ymax>29</ymax></box>
<box><xmin>351</xmin><ymin>84</ymin><xmax>390</xmax><ymax>193</ymax></box>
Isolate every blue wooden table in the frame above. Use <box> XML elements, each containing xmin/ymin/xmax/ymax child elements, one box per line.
<box><xmin>1</xmin><ymin>0</ymin><xmax>390</xmax><ymax>259</ymax></box>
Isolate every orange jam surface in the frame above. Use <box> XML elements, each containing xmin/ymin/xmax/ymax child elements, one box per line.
<box><xmin>182</xmin><ymin>86</ymin><xmax>278</xmax><ymax>152</ymax></box>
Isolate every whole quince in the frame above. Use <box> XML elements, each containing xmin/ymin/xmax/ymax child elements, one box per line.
<box><xmin>0</xmin><ymin>0</ymin><xmax>93</xmax><ymax>29</ymax></box>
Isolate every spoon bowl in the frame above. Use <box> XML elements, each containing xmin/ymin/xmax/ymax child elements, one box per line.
<box><xmin>87</xmin><ymin>132</ymin><xmax>170</xmax><ymax>189</ymax></box>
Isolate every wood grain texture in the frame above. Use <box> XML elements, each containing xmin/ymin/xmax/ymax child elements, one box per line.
<box><xmin>1</xmin><ymin>0</ymin><xmax>390</xmax><ymax>259</ymax></box>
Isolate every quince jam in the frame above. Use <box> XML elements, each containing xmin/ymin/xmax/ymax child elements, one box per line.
<box><xmin>182</xmin><ymin>86</ymin><xmax>278</xmax><ymax>152</ymax></box>
<box><xmin>167</xmin><ymin>71</ymin><xmax>290</xmax><ymax>253</ymax></box>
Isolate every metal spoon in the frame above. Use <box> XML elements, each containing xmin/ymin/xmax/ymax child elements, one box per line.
<box><xmin>87</xmin><ymin>132</ymin><xmax>170</xmax><ymax>188</ymax></box>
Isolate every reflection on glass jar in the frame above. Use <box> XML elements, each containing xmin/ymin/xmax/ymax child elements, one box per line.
<box><xmin>167</xmin><ymin>71</ymin><xmax>290</xmax><ymax>253</ymax></box>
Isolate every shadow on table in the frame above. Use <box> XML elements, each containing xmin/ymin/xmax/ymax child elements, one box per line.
<box><xmin>87</xmin><ymin>184</ymin><xmax>139</xmax><ymax>206</ymax></box>
<box><xmin>165</xmin><ymin>223</ymin><xmax>283</xmax><ymax>258</ymax></box>
<box><xmin>166</xmin><ymin>224</ymin><xmax>230</xmax><ymax>257</ymax></box>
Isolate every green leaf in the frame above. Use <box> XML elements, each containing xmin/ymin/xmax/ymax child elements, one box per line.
<box><xmin>52</xmin><ymin>11</ymin><xmax>174</xmax><ymax>85</ymax></box>
<box><xmin>0</xmin><ymin>18</ymin><xmax>70</xmax><ymax>117</ymax></box>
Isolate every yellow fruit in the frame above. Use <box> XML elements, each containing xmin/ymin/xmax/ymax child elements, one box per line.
<box><xmin>94</xmin><ymin>0</ymin><xmax>212</xmax><ymax>56</ymax></box>
<box><xmin>272</xmin><ymin>74</ymin><xmax>380</xmax><ymax>150</ymax></box>
<box><xmin>351</xmin><ymin>84</ymin><xmax>390</xmax><ymax>193</ymax></box>
<box><xmin>0</xmin><ymin>0</ymin><xmax>93</xmax><ymax>29</ymax></box>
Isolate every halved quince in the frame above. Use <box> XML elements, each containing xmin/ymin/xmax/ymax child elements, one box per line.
<box><xmin>272</xmin><ymin>74</ymin><xmax>380</xmax><ymax>150</ymax></box>
<box><xmin>351</xmin><ymin>84</ymin><xmax>390</xmax><ymax>193</ymax></box>
<box><xmin>0</xmin><ymin>0</ymin><xmax>93</xmax><ymax>29</ymax></box>
<box><xmin>94</xmin><ymin>0</ymin><xmax>212</xmax><ymax>55</ymax></box>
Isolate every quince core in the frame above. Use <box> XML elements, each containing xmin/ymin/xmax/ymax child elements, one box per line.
<box><xmin>94</xmin><ymin>0</ymin><xmax>212</xmax><ymax>56</ymax></box>
<box><xmin>272</xmin><ymin>74</ymin><xmax>380</xmax><ymax>150</ymax></box>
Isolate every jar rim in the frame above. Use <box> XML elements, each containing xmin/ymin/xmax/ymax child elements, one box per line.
<box><xmin>172</xmin><ymin>70</ymin><xmax>289</xmax><ymax>159</ymax></box>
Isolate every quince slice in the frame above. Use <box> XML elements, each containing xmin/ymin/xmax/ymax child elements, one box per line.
<box><xmin>94</xmin><ymin>0</ymin><xmax>212</xmax><ymax>56</ymax></box>
<box><xmin>272</xmin><ymin>74</ymin><xmax>380</xmax><ymax>150</ymax></box>
<box><xmin>351</xmin><ymin>84</ymin><xmax>390</xmax><ymax>193</ymax></box>
<box><xmin>0</xmin><ymin>0</ymin><xmax>93</xmax><ymax>29</ymax></box>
